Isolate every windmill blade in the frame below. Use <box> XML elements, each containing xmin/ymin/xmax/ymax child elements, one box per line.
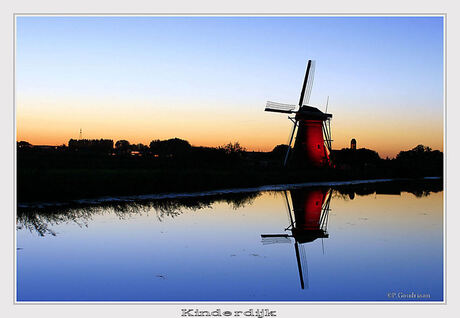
<box><xmin>299</xmin><ymin>243</ymin><xmax>310</xmax><ymax>289</ymax></box>
<box><xmin>283</xmin><ymin>190</ymin><xmax>295</xmax><ymax>227</ymax></box>
<box><xmin>294</xmin><ymin>241</ymin><xmax>305</xmax><ymax>289</ymax></box>
<box><xmin>283</xmin><ymin>120</ymin><xmax>298</xmax><ymax>167</ymax></box>
<box><xmin>325</xmin><ymin>96</ymin><xmax>329</xmax><ymax>113</ymax></box>
<box><xmin>265</xmin><ymin>101</ymin><xmax>297</xmax><ymax>114</ymax></box>
<box><xmin>302</xmin><ymin>60</ymin><xmax>316</xmax><ymax>106</ymax></box>
<box><xmin>320</xmin><ymin>189</ymin><xmax>333</xmax><ymax>231</ymax></box>
<box><xmin>298</xmin><ymin>60</ymin><xmax>316</xmax><ymax>107</ymax></box>
<box><xmin>261</xmin><ymin>234</ymin><xmax>292</xmax><ymax>245</ymax></box>
<box><xmin>322</xmin><ymin>119</ymin><xmax>333</xmax><ymax>153</ymax></box>
<box><xmin>298</xmin><ymin>60</ymin><xmax>311</xmax><ymax>106</ymax></box>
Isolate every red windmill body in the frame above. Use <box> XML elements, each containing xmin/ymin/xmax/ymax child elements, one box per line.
<box><xmin>265</xmin><ymin>60</ymin><xmax>332</xmax><ymax>167</ymax></box>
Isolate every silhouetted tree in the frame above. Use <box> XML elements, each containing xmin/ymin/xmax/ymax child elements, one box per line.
<box><xmin>149</xmin><ymin>138</ymin><xmax>191</xmax><ymax>158</ymax></box>
<box><xmin>271</xmin><ymin>144</ymin><xmax>291</xmax><ymax>159</ymax></box>
<box><xmin>331</xmin><ymin>148</ymin><xmax>381</xmax><ymax>169</ymax></box>
<box><xmin>131</xmin><ymin>143</ymin><xmax>149</xmax><ymax>156</ymax></box>
<box><xmin>220</xmin><ymin>142</ymin><xmax>246</xmax><ymax>155</ymax></box>
<box><xmin>217</xmin><ymin>142</ymin><xmax>246</xmax><ymax>166</ymax></box>
<box><xmin>394</xmin><ymin>144</ymin><xmax>442</xmax><ymax>177</ymax></box>
<box><xmin>68</xmin><ymin>139</ymin><xmax>113</xmax><ymax>153</ymax></box>
<box><xmin>115</xmin><ymin>140</ymin><xmax>131</xmax><ymax>156</ymax></box>
<box><xmin>396</xmin><ymin>144</ymin><xmax>434</xmax><ymax>160</ymax></box>
<box><xmin>149</xmin><ymin>139</ymin><xmax>161</xmax><ymax>154</ymax></box>
<box><xmin>17</xmin><ymin>141</ymin><xmax>32</xmax><ymax>149</ymax></box>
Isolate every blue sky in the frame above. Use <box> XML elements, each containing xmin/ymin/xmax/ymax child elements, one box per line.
<box><xmin>16</xmin><ymin>16</ymin><xmax>444</xmax><ymax>157</ymax></box>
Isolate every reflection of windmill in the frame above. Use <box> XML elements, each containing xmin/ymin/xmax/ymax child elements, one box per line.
<box><xmin>265</xmin><ymin>60</ymin><xmax>332</xmax><ymax>167</ymax></box>
<box><xmin>261</xmin><ymin>188</ymin><xmax>332</xmax><ymax>289</ymax></box>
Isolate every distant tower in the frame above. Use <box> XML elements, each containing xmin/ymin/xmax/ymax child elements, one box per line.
<box><xmin>350</xmin><ymin>138</ymin><xmax>356</xmax><ymax>150</ymax></box>
<box><xmin>79</xmin><ymin>128</ymin><xmax>82</xmax><ymax>140</ymax></box>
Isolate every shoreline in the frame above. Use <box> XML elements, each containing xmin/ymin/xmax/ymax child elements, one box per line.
<box><xmin>17</xmin><ymin>176</ymin><xmax>441</xmax><ymax>209</ymax></box>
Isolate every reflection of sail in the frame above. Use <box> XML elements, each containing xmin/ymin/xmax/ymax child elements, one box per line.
<box><xmin>294</xmin><ymin>241</ymin><xmax>309</xmax><ymax>289</ymax></box>
<box><xmin>298</xmin><ymin>243</ymin><xmax>309</xmax><ymax>289</ymax></box>
<box><xmin>261</xmin><ymin>188</ymin><xmax>332</xmax><ymax>290</ymax></box>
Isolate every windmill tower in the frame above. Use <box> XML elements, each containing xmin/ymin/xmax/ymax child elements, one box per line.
<box><xmin>265</xmin><ymin>60</ymin><xmax>333</xmax><ymax>167</ymax></box>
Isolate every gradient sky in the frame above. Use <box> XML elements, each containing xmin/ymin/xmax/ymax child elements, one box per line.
<box><xmin>16</xmin><ymin>16</ymin><xmax>444</xmax><ymax>158</ymax></box>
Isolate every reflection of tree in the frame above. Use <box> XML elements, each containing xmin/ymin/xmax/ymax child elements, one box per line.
<box><xmin>331</xmin><ymin>190</ymin><xmax>352</xmax><ymax>201</ymax></box>
<box><xmin>17</xmin><ymin>206</ymin><xmax>97</xmax><ymax>236</ymax></box>
<box><xmin>17</xmin><ymin>214</ymin><xmax>56</xmax><ymax>237</ymax></box>
<box><xmin>17</xmin><ymin>192</ymin><xmax>261</xmax><ymax>236</ymax></box>
<box><xmin>405</xmin><ymin>189</ymin><xmax>433</xmax><ymax>198</ymax></box>
<box><xmin>222</xmin><ymin>192</ymin><xmax>259</xmax><ymax>209</ymax></box>
<box><xmin>17</xmin><ymin>180</ymin><xmax>441</xmax><ymax>237</ymax></box>
<box><xmin>332</xmin><ymin>179</ymin><xmax>442</xmax><ymax>199</ymax></box>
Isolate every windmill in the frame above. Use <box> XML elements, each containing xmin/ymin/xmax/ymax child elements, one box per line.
<box><xmin>265</xmin><ymin>60</ymin><xmax>333</xmax><ymax>167</ymax></box>
<box><xmin>261</xmin><ymin>188</ymin><xmax>332</xmax><ymax>289</ymax></box>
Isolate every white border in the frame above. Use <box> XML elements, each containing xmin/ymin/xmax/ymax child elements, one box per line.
<box><xmin>3</xmin><ymin>1</ymin><xmax>456</xmax><ymax>317</ymax></box>
<box><xmin>12</xmin><ymin>11</ymin><xmax>448</xmax><ymax>306</ymax></box>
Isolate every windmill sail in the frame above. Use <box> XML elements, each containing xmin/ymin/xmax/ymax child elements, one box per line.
<box><xmin>301</xmin><ymin>60</ymin><xmax>316</xmax><ymax>106</ymax></box>
<box><xmin>284</xmin><ymin>120</ymin><xmax>298</xmax><ymax>167</ymax></box>
<box><xmin>298</xmin><ymin>242</ymin><xmax>310</xmax><ymax>289</ymax></box>
<box><xmin>265</xmin><ymin>101</ymin><xmax>297</xmax><ymax>113</ymax></box>
<box><xmin>261</xmin><ymin>235</ymin><xmax>292</xmax><ymax>245</ymax></box>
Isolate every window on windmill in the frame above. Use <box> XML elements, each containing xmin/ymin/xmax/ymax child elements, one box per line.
<box><xmin>317</xmin><ymin>144</ymin><xmax>321</xmax><ymax>149</ymax></box>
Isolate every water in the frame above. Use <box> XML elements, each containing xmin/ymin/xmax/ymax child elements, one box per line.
<box><xmin>16</xmin><ymin>180</ymin><xmax>443</xmax><ymax>302</ymax></box>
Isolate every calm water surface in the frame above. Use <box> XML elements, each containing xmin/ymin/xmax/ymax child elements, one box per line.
<box><xmin>16</xmin><ymin>182</ymin><xmax>443</xmax><ymax>301</ymax></box>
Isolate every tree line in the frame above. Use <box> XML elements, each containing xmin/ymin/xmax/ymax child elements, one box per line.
<box><xmin>17</xmin><ymin>138</ymin><xmax>442</xmax><ymax>177</ymax></box>
<box><xmin>17</xmin><ymin>138</ymin><xmax>246</xmax><ymax>157</ymax></box>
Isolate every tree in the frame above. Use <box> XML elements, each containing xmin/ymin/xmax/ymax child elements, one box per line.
<box><xmin>17</xmin><ymin>141</ymin><xmax>32</xmax><ymax>149</ymax></box>
<box><xmin>394</xmin><ymin>144</ymin><xmax>442</xmax><ymax>177</ymax></box>
<box><xmin>271</xmin><ymin>144</ymin><xmax>290</xmax><ymax>158</ymax></box>
<box><xmin>149</xmin><ymin>138</ymin><xmax>191</xmax><ymax>157</ymax></box>
<box><xmin>68</xmin><ymin>139</ymin><xmax>113</xmax><ymax>153</ymax></box>
<box><xmin>131</xmin><ymin>143</ymin><xmax>149</xmax><ymax>155</ymax></box>
<box><xmin>115</xmin><ymin>140</ymin><xmax>131</xmax><ymax>155</ymax></box>
<box><xmin>331</xmin><ymin>147</ymin><xmax>381</xmax><ymax>168</ymax></box>
<box><xmin>220</xmin><ymin>142</ymin><xmax>246</xmax><ymax>155</ymax></box>
<box><xmin>396</xmin><ymin>144</ymin><xmax>433</xmax><ymax>160</ymax></box>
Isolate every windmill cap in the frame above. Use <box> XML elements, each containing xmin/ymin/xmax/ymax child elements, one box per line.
<box><xmin>296</xmin><ymin>105</ymin><xmax>332</xmax><ymax>120</ymax></box>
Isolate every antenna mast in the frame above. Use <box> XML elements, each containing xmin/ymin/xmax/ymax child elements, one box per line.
<box><xmin>79</xmin><ymin>128</ymin><xmax>82</xmax><ymax>140</ymax></box>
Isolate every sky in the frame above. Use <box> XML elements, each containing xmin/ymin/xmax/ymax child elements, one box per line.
<box><xmin>15</xmin><ymin>16</ymin><xmax>444</xmax><ymax>158</ymax></box>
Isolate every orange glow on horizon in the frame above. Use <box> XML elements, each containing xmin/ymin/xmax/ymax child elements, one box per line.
<box><xmin>16</xmin><ymin>97</ymin><xmax>443</xmax><ymax>159</ymax></box>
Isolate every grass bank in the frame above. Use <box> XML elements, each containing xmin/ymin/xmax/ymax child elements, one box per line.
<box><xmin>18</xmin><ymin>166</ymin><xmax>359</xmax><ymax>203</ymax></box>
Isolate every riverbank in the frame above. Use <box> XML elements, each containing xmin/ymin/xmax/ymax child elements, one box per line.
<box><xmin>17</xmin><ymin>165</ymin><xmax>442</xmax><ymax>208</ymax></box>
<box><xmin>16</xmin><ymin>166</ymin><xmax>342</xmax><ymax>203</ymax></box>
<box><xmin>17</xmin><ymin>142</ymin><xmax>443</xmax><ymax>204</ymax></box>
